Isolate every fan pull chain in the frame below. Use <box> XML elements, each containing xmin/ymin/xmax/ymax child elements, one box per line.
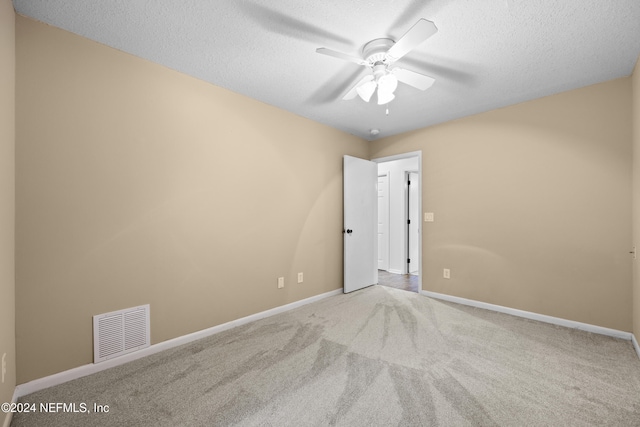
<box><xmin>386</xmin><ymin>106</ymin><xmax>390</xmax><ymax>115</ymax></box>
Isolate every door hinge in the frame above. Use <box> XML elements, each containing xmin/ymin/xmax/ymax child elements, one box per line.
<box><xmin>407</xmin><ymin>258</ymin><xmax>410</xmax><ymax>263</ymax></box>
<box><xmin>407</xmin><ymin>219</ymin><xmax>411</xmax><ymax>224</ymax></box>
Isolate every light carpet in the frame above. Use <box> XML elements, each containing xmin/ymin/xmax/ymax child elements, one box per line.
<box><xmin>11</xmin><ymin>286</ymin><xmax>640</xmax><ymax>426</ymax></box>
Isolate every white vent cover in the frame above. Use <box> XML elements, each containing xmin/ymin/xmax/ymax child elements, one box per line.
<box><xmin>93</xmin><ymin>304</ymin><xmax>150</xmax><ymax>363</ymax></box>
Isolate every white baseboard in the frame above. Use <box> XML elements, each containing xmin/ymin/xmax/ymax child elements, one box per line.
<box><xmin>421</xmin><ymin>290</ymin><xmax>633</xmax><ymax>341</ymax></box>
<box><xmin>387</xmin><ymin>269</ymin><xmax>404</xmax><ymax>275</ymax></box>
<box><xmin>632</xmin><ymin>334</ymin><xmax>640</xmax><ymax>360</ymax></box>
<box><xmin>2</xmin><ymin>411</ymin><xmax>13</xmax><ymax>427</ymax></box>
<box><xmin>14</xmin><ymin>288</ymin><xmax>343</xmax><ymax>399</ymax></box>
<box><xmin>1</xmin><ymin>386</ymin><xmax>18</xmax><ymax>427</ymax></box>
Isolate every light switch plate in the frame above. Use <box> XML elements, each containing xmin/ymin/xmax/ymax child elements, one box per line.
<box><xmin>425</xmin><ymin>212</ymin><xmax>434</xmax><ymax>222</ymax></box>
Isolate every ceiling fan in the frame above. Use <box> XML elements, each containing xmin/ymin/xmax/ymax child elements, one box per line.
<box><xmin>316</xmin><ymin>19</ymin><xmax>438</xmax><ymax>105</ymax></box>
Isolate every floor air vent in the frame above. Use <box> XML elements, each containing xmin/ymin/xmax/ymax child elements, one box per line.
<box><xmin>93</xmin><ymin>304</ymin><xmax>150</xmax><ymax>363</ymax></box>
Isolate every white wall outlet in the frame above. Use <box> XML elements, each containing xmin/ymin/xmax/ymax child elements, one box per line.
<box><xmin>443</xmin><ymin>268</ymin><xmax>451</xmax><ymax>279</ymax></box>
<box><xmin>297</xmin><ymin>272</ymin><xmax>303</xmax><ymax>283</ymax></box>
<box><xmin>425</xmin><ymin>212</ymin><xmax>434</xmax><ymax>222</ymax></box>
<box><xmin>1</xmin><ymin>352</ymin><xmax>6</xmax><ymax>383</ymax></box>
<box><xmin>277</xmin><ymin>277</ymin><xmax>284</xmax><ymax>289</ymax></box>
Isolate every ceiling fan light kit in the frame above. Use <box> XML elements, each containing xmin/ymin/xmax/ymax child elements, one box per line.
<box><xmin>376</xmin><ymin>72</ymin><xmax>398</xmax><ymax>105</ymax></box>
<box><xmin>316</xmin><ymin>19</ymin><xmax>438</xmax><ymax>106</ymax></box>
<box><xmin>356</xmin><ymin>80</ymin><xmax>376</xmax><ymax>102</ymax></box>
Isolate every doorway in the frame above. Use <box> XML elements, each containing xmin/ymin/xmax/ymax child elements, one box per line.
<box><xmin>374</xmin><ymin>152</ymin><xmax>422</xmax><ymax>293</ymax></box>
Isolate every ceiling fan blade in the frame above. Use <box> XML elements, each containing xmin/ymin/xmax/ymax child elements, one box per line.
<box><xmin>392</xmin><ymin>68</ymin><xmax>435</xmax><ymax>91</ymax></box>
<box><xmin>240</xmin><ymin>3</ymin><xmax>351</xmax><ymax>45</ymax></box>
<box><xmin>343</xmin><ymin>75</ymin><xmax>375</xmax><ymax>100</ymax></box>
<box><xmin>316</xmin><ymin>48</ymin><xmax>368</xmax><ymax>66</ymax></box>
<box><xmin>385</xmin><ymin>19</ymin><xmax>438</xmax><ymax>63</ymax></box>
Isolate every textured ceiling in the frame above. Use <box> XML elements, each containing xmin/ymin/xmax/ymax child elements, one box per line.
<box><xmin>13</xmin><ymin>0</ymin><xmax>640</xmax><ymax>140</ymax></box>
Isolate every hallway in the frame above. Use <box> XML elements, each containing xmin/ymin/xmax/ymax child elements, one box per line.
<box><xmin>377</xmin><ymin>270</ymin><xmax>419</xmax><ymax>293</ymax></box>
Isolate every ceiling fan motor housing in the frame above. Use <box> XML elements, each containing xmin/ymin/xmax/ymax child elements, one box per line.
<box><xmin>362</xmin><ymin>38</ymin><xmax>395</xmax><ymax>65</ymax></box>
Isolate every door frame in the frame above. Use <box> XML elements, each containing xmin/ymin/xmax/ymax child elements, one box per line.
<box><xmin>406</xmin><ymin>170</ymin><xmax>419</xmax><ymax>275</ymax></box>
<box><xmin>377</xmin><ymin>173</ymin><xmax>390</xmax><ymax>271</ymax></box>
<box><xmin>372</xmin><ymin>151</ymin><xmax>422</xmax><ymax>291</ymax></box>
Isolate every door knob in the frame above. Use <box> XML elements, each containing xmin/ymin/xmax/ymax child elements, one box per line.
<box><xmin>347</xmin><ymin>229</ymin><xmax>353</xmax><ymax>234</ymax></box>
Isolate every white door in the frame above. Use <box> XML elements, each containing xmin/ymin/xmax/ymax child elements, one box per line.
<box><xmin>408</xmin><ymin>172</ymin><xmax>419</xmax><ymax>274</ymax></box>
<box><xmin>377</xmin><ymin>174</ymin><xmax>390</xmax><ymax>271</ymax></box>
<box><xmin>344</xmin><ymin>155</ymin><xmax>377</xmax><ymax>293</ymax></box>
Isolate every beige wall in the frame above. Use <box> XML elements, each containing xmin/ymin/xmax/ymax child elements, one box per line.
<box><xmin>15</xmin><ymin>16</ymin><xmax>367</xmax><ymax>383</ymax></box>
<box><xmin>633</xmin><ymin>57</ymin><xmax>640</xmax><ymax>339</ymax></box>
<box><xmin>0</xmin><ymin>0</ymin><xmax>16</xmax><ymax>422</ymax></box>
<box><xmin>371</xmin><ymin>78</ymin><xmax>633</xmax><ymax>331</ymax></box>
